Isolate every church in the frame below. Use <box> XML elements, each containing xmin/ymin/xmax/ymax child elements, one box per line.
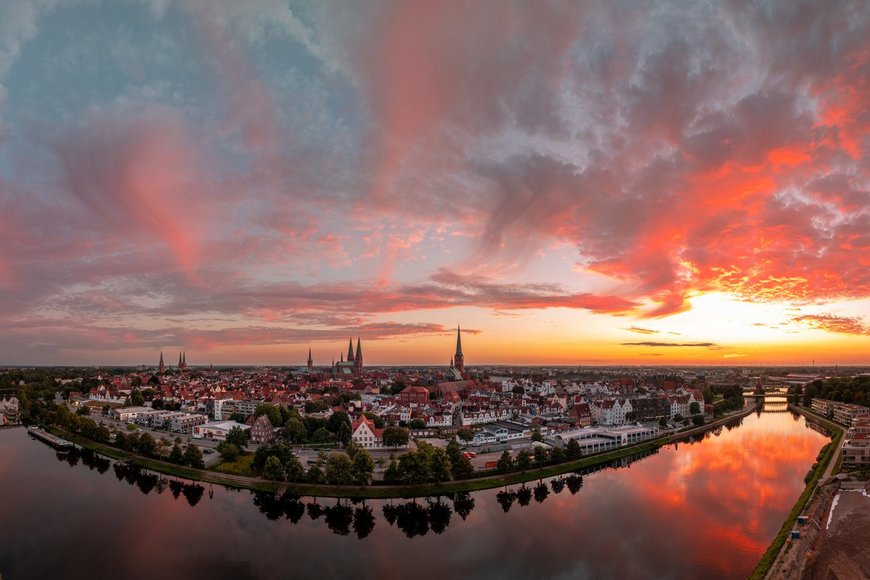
<box><xmin>333</xmin><ymin>337</ymin><xmax>364</xmax><ymax>377</ymax></box>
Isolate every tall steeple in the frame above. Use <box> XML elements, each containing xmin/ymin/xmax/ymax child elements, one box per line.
<box><xmin>307</xmin><ymin>348</ymin><xmax>313</xmax><ymax>369</ymax></box>
<box><xmin>159</xmin><ymin>351</ymin><xmax>165</xmax><ymax>374</ymax></box>
<box><xmin>178</xmin><ymin>351</ymin><xmax>183</xmax><ymax>369</ymax></box>
<box><xmin>182</xmin><ymin>351</ymin><xmax>186</xmax><ymax>370</ymax></box>
<box><xmin>354</xmin><ymin>337</ymin><xmax>363</xmax><ymax>375</ymax></box>
<box><xmin>454</xmin><ymin>325</ymin><xmax>465</xmax><ymax>373</ymax></box>
<box><xmin>347</xmin><ymin>338</ymin><xmax>355</xmax><ymax>363</ymax></box>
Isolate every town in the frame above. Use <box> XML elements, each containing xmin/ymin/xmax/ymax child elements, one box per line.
<box><xmin>8</xmin><ymin>329</ymin><xmax>868</xmax><ymax>488</ymax></box>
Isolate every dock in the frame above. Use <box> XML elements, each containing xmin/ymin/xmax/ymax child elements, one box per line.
<box><xmin>27</xmin><ymin>426</ymin><xmax>74</xmax><ymax>450</ymax></box>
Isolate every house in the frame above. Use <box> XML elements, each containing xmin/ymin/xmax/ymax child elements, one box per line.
<box><xmin>398</xmin><ymin>386</ymin><xmax>429</xmax><ymax>406</ymax></box>
<box><xmin>250</xmin><ymin>414</ymin><xmax>275</xmax><ymax>444</ymax></box>
<box><xmin>193</xmin><ymin>421</ymin><xmax>251</xmax><ymax>441</ymax></box>
<box><xmin>351</xmin><ymin>414</ymin><xmax>385</xmax><ymax>449</ymax></box>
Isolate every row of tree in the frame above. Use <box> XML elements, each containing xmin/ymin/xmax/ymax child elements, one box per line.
<box><xmin>799</xmin><ymin>376</ymin><xmax>870</xmax><ymax>407</ymax></box>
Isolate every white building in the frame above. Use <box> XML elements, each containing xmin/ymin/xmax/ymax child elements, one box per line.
<box><xmin>192</xmin><ymin>421</ymin><xmax>250</xmax><ymax>441</ymax></box>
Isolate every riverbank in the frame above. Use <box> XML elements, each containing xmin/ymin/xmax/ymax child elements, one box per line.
<box><xmin>751</xmin><ymin>404</ymin><xmax>844</xmax><ymax>580</ymax></box>
<box><xmin>47</xmin><ymin>403</ymin><xmax>756</xmax><ymax>499</ymax></box>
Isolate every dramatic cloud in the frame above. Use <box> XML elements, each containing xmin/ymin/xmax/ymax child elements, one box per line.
<box><xmin>792</xmin><ymin>314</ymin><xmax>870</xmax><ymax>336</ymax></box>
<box><xmin>622</xmin><ymin>342</ymin><xmax>717</xmax><ymax>348</ymax></box>
<box><xmin>0</xmin><ymin>0</ymin><xmax>868</xmax><ymax>363</ymax></box>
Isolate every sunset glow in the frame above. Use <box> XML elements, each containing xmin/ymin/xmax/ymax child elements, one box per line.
<box><xmin>0</xmin><ymin>1</ymin><xmax>867</xmax><ymax>365</ymax></box>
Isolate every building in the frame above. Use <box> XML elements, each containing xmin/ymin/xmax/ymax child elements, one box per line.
<box><xmin>351</xmin><ymin>414</ymin><xmax>384</xmax><ymax>449</ymax></box>
<box><xmin>812</xmin><ymin>399</ymin><xmax>870</xmax><ymax>426</ymax></box>
<box><xmin>169</xmin><ymin>413</ymin><xmax>208</xmax><ymax>434</ymax></box>
<box><xmin>334</xmin><ymin>337</ymin><xmax>364</xmax><ymax>377</ymax></box>
<box><xmin>307</xmin><ymin>348</ymin><xmax>313</xmax><ymax>370</ymax></box>
<box><xmin>250</xmin><ymin>414</ymin><xmax>275</xmax><ymax>444</ymax></box>
<box><xmin>398</xmin><ymin>386</ymin><xmax>429</xmax><ymax>406</ymax></box>
<box><xmin>110</xmin><ymin>406</ymin><xmax>152</xmax><ymax>422</ymax></box>
<box><xmin>193</xmin><ymin>421</ymin><xmax>251</xmax><ymax>441</ymax></box>
<box><xmin>449</xmin><ymin>325</ymin><xmax>465</xmax><ymax>379</ymax></box>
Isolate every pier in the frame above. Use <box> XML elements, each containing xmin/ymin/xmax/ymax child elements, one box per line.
<box><xmin>27</xmin><ymin>427</ymin><xmax>74</xmax><ymax>450</ymax></box>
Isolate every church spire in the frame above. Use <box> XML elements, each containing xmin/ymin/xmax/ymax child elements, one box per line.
<box><xmin>159</xmin><ymin>351</ymin><xmax>165</xmax><ymax>374</ymax></box>
<box><xmin>347</xmin><ymin>338</ymin><xmax>355</xmax><ymax>363</ymax></box>
<box><xmin>354</xmin><ymin>337</ymin><xmax>363</xmax><ymax>375</ymax></box>
<box><xmin>307</xmin><ymin>347</ymin><xmax>313</xmax><ymax>369</ymax></box>
<box><xmin>454</xmin><ymin>325</ymin><xmax>465</xmax><ymax>373</ymax></box>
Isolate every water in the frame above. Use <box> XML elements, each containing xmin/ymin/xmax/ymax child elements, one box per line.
<box><xmin>0</xmin><ymin>409</ymin><xmax>828</xmax><ymax>580</ymax></box>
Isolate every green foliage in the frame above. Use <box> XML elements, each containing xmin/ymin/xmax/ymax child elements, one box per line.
<box><xmin>219</xmin><ymin>443</ymin><xmax>240</xmax><ymax>462</ymax></box>
<box><xmin>351</xmin><ymin>449</ymin><xmax>375</xmax><ymax>485</ymax></box>
<box><xmin>254</xmin><ymin>403</ymin><xmax>283</xmax><ymax>427</ymax></box>
<box><xmin>515</xmin><ymin>449</ymin><xmax>532</xmax><ymax>471</ymax></box>
<box><xmin>311</xmin><ymin>427</ymin><xmax>332</xmax><ymax>444</ymax></box>
<box><xmin>225</xmin><ymin>426</ymin><xmax>249</xmax><ymax>450</ymax></box>
<box><xmin>326</xmin><ymin>412</ymin><xmax>351</xmax><ymax>433</ymax></box>
<box><xmin>456</xmin><ymin>428</ymin><xmax>474</xmax><ymax>443</ymax></box>
<box><xmin>127</xmin><ymin>388</ymin><xmax>144</xmax><ymax>407</ymax></box>
<box><xmin>496</xmin><ymin>450</ymin><xmax>514</xmax><ymax>474</ymax></box>
<box><xmin>383</xmin><ymin>426</ymin><xmax>409</xmax><ymax>448</ymax></box>
<box><xmin>183</xmin><ymin>443</ymin><xmax>204</xmax><ymax>468</ymax></box>
<box><xmin>363</xmin><ymin>412</ymin><xmax>385</xmax><ymax>429</ymax></box>
<box><xmin>409</xmin><ymin>418</ymin><xmax>426</xmax><ymax>429</ymax></box>
<box><xmin>324</xmin><ymin>453</ymin><xmax>354</xmax><ymax>485</ymax></box>
<box><xmin>531</xmin><ymin>427</ymin><xmax>542</xmax><ymax>442</ymax></box>
<box><xmin>137</xmin><ymin>432</ymin><xmax>157</xmax><ymax>456</ymax></box>
<box><xmin>534</xmin><ymin>446</ymin><xmax>549</xmax><ymax>466</ymax></box>
<box><xmin>263</xmin><ymin>456</ymin><xmax>285</xmax><ymax>481</ymax></box>
<box><xmin>689</xmin><ymin>401</ymin><xmax>701</xmax><ymax>415</ymax></box>
<box><xmin>304</xmin><ymin>399</ymin><xmax>329</xmax><ymax>414</ymax></box>
<box><xmin>76</xmin><ymin>406</ymin><xmax>91</xmax><ymax>416</ymax></box>
<box><xmin>398</xmin><ymin>448</ymin><xmax>431</xmax><ymax>484</ymax></box>
<box><xmin>282</xmin><ymin>418</ymin><xmax>307</xmax><ymax>443</ymax></box>
<box><xmin>565</xmin><ymin>439</ymin><xmax>582</xmax><ymax>460</ymax></box>
<box><xmin>692</xmin><ymin>415</ymin><xmax>705</xmax><ymax>426</ymax></box>
<box><xmin>306</xmin><ymin>464</ymin><xmax>324</xmax><ymax>484</ymax></box>
<box><xmin>169</xmin><ymin>442</ymin><xmax>184</xmax><ymax>464</ymax></box>
<box><xmin>384</xmin><ymin>455</ymin><xmax>401</xmax><ymax>484</ymax></box>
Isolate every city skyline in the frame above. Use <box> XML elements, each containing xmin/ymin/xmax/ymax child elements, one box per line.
<box><xmin>1</xmin><ymin>1</ymin><xmax>868</xmax><ymax>366</ymax></box>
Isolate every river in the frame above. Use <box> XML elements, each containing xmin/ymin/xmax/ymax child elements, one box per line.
<box><xmin>0</xmin><ymin>406</ymin><xmax>828</xmax><ymax>580</ymax></box>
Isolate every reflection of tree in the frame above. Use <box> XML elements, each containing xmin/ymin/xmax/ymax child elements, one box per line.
<box><xmin>496</xmin><ymin>489</ymin><xmax>516</xmax><ymax>513</ymax></box>
<box><xmin>169</xmin><ymin>479</ymin><xmax>183</xmax><ymax>499</ymax></box>
<box><xmin>64</xmin><ymin>451</ymin><xmax>79</xmax><ymax>467</ymax></box>
<box><xmin>182</xmin><ymin>483</ymin><xmax>204</xmax><ymax>507</ymax></box>
<box><xmin>428</xmin><ymin>499</ymin><xmax>452</xmax><ymax>534</ymax></box>
<box><xmin>113</xmin><ymin>463</ymin><xmax>127</xmax><ymax>482</ymax></box>
<box><xmin>565</xmin><ymin>474</ymin><xmax>583</xmax><ymax>494</ymax></box>
<box><xmin>253</xmin><ymin>492</ymin><xmax>284</xmax><ymax>521</ymax></box>
<box><xmin>516</xmin><ymin>485</ymin><xmax>532</xmax><ymax>507</ymax></box>
<box><xmin>452</xmin><ymin>493</ymin><xmax>475</xmax><ymax>520</ymax></box>
<box><xmin>136</xmin><ymin>473</ymin><xmax>158</xmax><ymax>495</ymax></box>
<box><xmin>534</xmin><ymin>481</ymin><xmax>549</xmax><ymax>503</ymax></box>
<box><xmin>324</xmin><ymin>500</ymin><xmax>354</xmax><ymax>536</ymax></box>
<box><xmin>395</xmin><ymin>501</ymin><xmax>429</xmax><ymax>538</ymax></box>
<box><xmin>307</xmin><ymin>502</ymin><xmax>324</xmax><ymax>521</ymax></box>
<box><xmin>551</xmin><ymin>478</ymin><xmax>566</xmax><ymax>494</ymax></box>
<box><xmin>283</xmin><ymin>495</ymin><xmax>306</xmax><ymax>524</ymax></box>
<box><xmin>382</xmin><ymin>503</ymin><xmax>398</xmax><ymax>526</ymax></box>
<box><xmin>353</xmin><ymin>505</ymin><xmax>376</xmax><ymax>539</ymax></box>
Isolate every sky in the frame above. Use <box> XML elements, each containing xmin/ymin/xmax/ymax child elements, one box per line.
<box><xmin>0</xmin><ymin>0</ymin><xmax>868</xmax><ymax>367</ymax></box>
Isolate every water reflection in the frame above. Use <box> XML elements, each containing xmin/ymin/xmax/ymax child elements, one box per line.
<box><xmin>47</xmin><ymin>441</ymin><xmax>665</xmax><ymax>538</ymax></box>
<box><xmin>0</xmin><ymin>411</ymin><xmax>831</xmax><ymax>580</ymax></box>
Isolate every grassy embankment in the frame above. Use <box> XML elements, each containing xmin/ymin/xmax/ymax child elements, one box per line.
<box><xmin>748</xmin><ymin>407</ymin><xmax>844</xmax><ymax>580</ymax></box>
<box><xmin>213</xmin><ymin>454</ymin><xmax>256</xmax><ymax>477</ymax></box>
<box><xmin>49</xmin><ymin>403</ymin><xmax>754</xmax><ymax>499</ymax></box>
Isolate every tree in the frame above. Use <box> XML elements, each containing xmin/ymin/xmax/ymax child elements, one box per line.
<box><xmin>285</xmin><ymin>455</ymin><xmax>305</xmax><ymax>482</ymax></box>
<box><xmin>311</xmin><ymin>427</ymin><xmax>332</xmax><ymax>444</ymax></box>
<box><xmin>137</xmin><ymin>432</ymin><xmax>157</xmax><ymax>456</ymax></box>
<box><xmin>383</xmin><ymin>426</ymin><xmax>409</xmax><ymax>448</ymax></box>
<box><xmin>304</xmin><ymin>399</ymin><xmax>328</xmax><ymax>414</ymax></box>
<box><xmin>398</xmin><ymin>450</ymin><xmax>431</xmax><ymax>485</ymax></box>
<box><xmin>429</xmin><ymin>448</ymin><xmax>452</xmax><ymax>483</ymax></box>
<box><xmin>565</xmin><ymin>439</ymin><xmax>582</xmax><ymax>460</ymax></box>
<box><xmin>325</xmin><ymin>453</ymin><xmax>354</xmax><ymax>485</ymax></box>
<box><xmin>255</xmin><ymin>403</ymin><xmax>283</xmax><ymax>427</ymax></box>
<box><xmin>496</xmin><ymin>450</ymin><xmax>514</xmax><ymax>473</ymax></box>
<box><xmin>512</xmin><ymin>385</ymin><xmax>525</xmax><ymax>396</ymax></box>
<box><xmin>327</xmin><ymin>412</ymin><xmax>351</xmax><ymax>433</ymax></box>
<box><xmin>456</xmin><ymin>428</ymin><xmax>474</xmax><ymax>443</ymax></box>
<box><xmin>673</xmin><ymin>413</ymin><xmax>684</xmax><ymax>423</ymax></box>
<box><xmin>530</xmin><ymin>427</ymin><xmax>543</xmax><ymax>442</ymax></box>
<box><xmin>702</xmin><ymin>386</ymin><xmax>714</xmax><ymax>404</ymax></box>
<box><xmin>692</xmin><ymin>415</ymin><xmax>705</xmax><ymax>426</ymax></box>
<box><xmin>263</xmin><ymin>456</ymin><xmax>285</xmax><ymax>481</ymax></box>
<box><xmin>127</xmin><ymin>388</ymin><xmax>144</xmax><ymax>407</ymax></box>
<box><xmin>659</xmin><ymin>416</ymin><xmax>668</xmax><ymax>428</ymax></box>
<box><xmin>689</xmin><ymin>401</ymin><xmax>701</xmax><ymax>415</ymax></box>
<box><xmin>220</xmin><ymin>443</ymin><xmax>240</xmax><ymax>462</ymax></box>
<box><xmin>307</xmin><ymin>464</ymin><xmax>324</xmax><ymax>484</ymax></box>
<box><xmin>515</xmin><ymin>449</ymin><xmax>532</xmax><ymax>471</ymax></box>
<box><xmin>409</xmin><ymin>418</ymin><xmax>426</xmax><ymax>429</ymax></box>
<box><xmin>534</xmin><ymin>446</ymin><xmax>549</xmax><ymax>466</ymax></box>
<box><xmin>446</xmin><ymin>441</ymin><xmax>475</xmax><ymax>480</ymax></box>
<box><xmin>283</xmin><ymin>418</ymin><xmax>307</xmax><ymax>444</ymax></box>
<box><xmin>169</xmin><ymin>442</ymin><xmax>184</xmax><ymax>464</ymax></box>
<box><xmin>549</xmin><ymin>446</ymin><xmax>566</xmax><ymax>464</ymax></box>
<box><xmin>803</xmin><ymin>383</ymin><xmax>819</xmax><ymax>407</ymax></box>
<box><xmin>225</xmin><ymin>426</ymin><xmax>249</xmax><ymax>450</ymax></box>
<box><xmin>351</xmin><ymin>449</ymin><xmax>375</xmax><ymax>485</ymax></box>
<box><xmin>363</xmin><ymin>412</ymin><xmax>385</xmax><ymax>429</ymax></box>
<box><xmin>183</xmin><ymin>443</ymin><xmax>204</xmax><ymax>469</ymax></box>
<box><xmin>76</xmin><ymin>405</ymin><xmax>91</xmax><ymax>416</ymax></box>
<box><xmin>337</xmin><ymin>421</ymin><xmax>352</xmax><ymax>446</ymax></box>
<box><xmin>384</xmin><ymin>455</ymin><xmax>401</xmax><ymax>483</ymax></box>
